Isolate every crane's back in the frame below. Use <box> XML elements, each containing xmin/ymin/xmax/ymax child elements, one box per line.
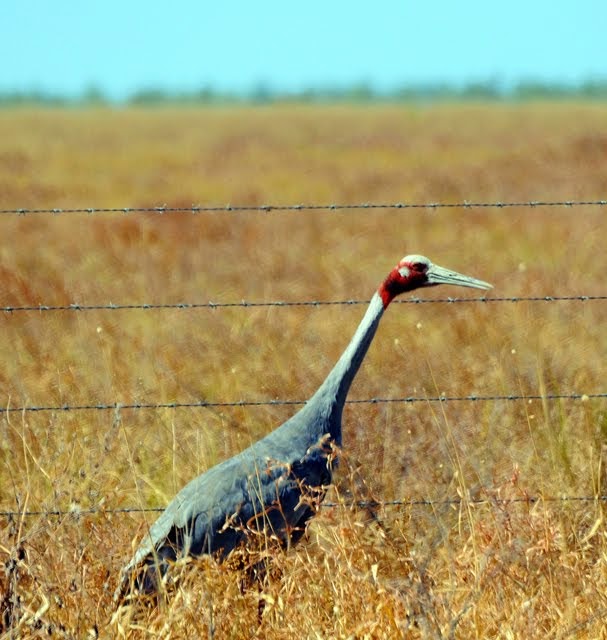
<box><xmin>119</xmin><ymin>399</ymin><xmax>338</xmax><ymax>594</ymax></box>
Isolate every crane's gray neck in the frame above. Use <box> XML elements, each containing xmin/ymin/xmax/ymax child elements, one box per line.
<box><xmin>305</xmin><ymin>292</ymin><xmax>386</xmax><ymax>441</ymax></box>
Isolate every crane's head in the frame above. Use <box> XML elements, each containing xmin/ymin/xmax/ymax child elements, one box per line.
<box><xmin>378</xmin><ymin>254</ymin><xmax>492</xmax><ymax>307</ymax></box>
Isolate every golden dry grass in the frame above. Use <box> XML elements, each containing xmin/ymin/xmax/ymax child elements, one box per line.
<box><xmin>0</xmin><ymin>102</ymin><xmax>607</xmax><ymax>638</ymax></box>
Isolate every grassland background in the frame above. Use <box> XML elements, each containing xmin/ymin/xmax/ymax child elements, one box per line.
<box><xmin>0</xmin><ymin>103</ymin><xmax>606</xmax><ymax>638</ymax></box>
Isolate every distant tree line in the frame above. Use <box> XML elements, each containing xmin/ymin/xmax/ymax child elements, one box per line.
<box><xmin>1</xmin><ymin>79</ymin><xmax>607</xmax><ymax>106</ymax></box>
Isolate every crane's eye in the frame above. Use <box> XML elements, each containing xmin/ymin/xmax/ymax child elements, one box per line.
<box><xmin>410</xmin><ymin>262</ymin><xmax>427</xmax><ymax>273</ymax></box>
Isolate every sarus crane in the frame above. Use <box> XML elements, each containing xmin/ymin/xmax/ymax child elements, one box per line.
<box><xmin>116</xmin><ymin>254</ymin><xmax>491</xmax><ymax>599</ymax></box>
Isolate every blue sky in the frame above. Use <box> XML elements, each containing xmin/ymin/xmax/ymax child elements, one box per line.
<box><xmin>2</xmin><ymin>1</ymin><xmax>606</xmax><ymax>99</ymax></box>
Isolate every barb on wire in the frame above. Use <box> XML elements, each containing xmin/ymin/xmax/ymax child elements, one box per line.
<box><xmin>1</xmin><ymin>295</ymin><xmax>606</xmax><ymax>314</ymax></box>
<box><xmin>1</xmin><ymin>199</ymin><xmax>606</xmax><ymax>216</ymax></box>
<box><xmin>1</xmin><ymin>392</ymin><xmax>604</xmax><ymax>416</ymax></box>
<box><xmin>3</xmin><ymin>494</ymin><xmax>606</xmax><ymax>519</ymax></box>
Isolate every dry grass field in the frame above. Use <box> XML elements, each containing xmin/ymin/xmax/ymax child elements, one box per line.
<box><xmin>0</xmin><ymin>102</ymin><xmax>606</xmax><ymax>638</ymax></box>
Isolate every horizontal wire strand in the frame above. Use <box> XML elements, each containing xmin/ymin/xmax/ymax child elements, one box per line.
<box><xmin>1</xmin><ymin>392</ymin><xmax>604</xmax><ymax>415</ymax></box>
<box><xmin>1</xmin><ymin>199</ymin><xmax>607</xmax><ymax>216</ymax></box>
<box><xmin>2</xmin><ymin>494</ymin><xmax>606</xmax><ymax>519</ymax></box>
<box><xmin>1</xmin><ymin>295</ymin><xmax>606</xmax><ymax>313</ymax></box>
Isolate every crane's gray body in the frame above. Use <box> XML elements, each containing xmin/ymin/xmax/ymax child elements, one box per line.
<box><xmin>116</xmin><ymin>256</ymin><xmax>492</xmax><ymax>597</ymax></box>
<box><xmin>119</xmin><ymin>293</ymin><xmax>385</xmax><ymax>592</ymax></box>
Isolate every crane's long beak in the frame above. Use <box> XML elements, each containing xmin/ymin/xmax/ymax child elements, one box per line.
<box><xmin>426</xmin><ymin>263</ymin><xmax>493</xmax><ymax>290</ymax></box>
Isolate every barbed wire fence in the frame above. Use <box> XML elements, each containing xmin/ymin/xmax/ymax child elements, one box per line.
<box><xmin>0</xmin><ymin>198</ymin><xmax>606</xmax><ymax>216</ymax></box>
<box><xmin>1</xmin><ymin>199</ymin><xmax>606</xmax><ymax>520</ymax></box>
<box><xmin>3</xmin><ymin>494</ymin><xmax>607</xmax><ymax>520</ymax></box>
<box><xmin>0</xmin><ymin>392</ymin><xmax>605</xmax><ymax>416</ymax></box>
<box><xmin>1</xmin><ymin>295</ymin><xmax>607</xmax><ymax>314</ymax></box>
